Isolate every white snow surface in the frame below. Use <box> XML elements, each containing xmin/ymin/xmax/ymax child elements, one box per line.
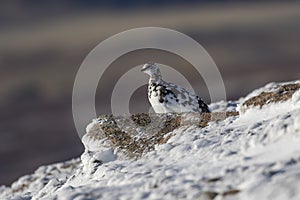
<box><xmin>1</xmin><ymin>81</ymin><xmax>300</xmax><ymax>200</ymax></box>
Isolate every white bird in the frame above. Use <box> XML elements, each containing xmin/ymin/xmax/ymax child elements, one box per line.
<box><xmin>141</xmin><ymin>62</ymin><xmax>210</xmax><ymax>113</ymax></box>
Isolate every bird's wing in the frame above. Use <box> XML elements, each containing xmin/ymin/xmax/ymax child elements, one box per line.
<box><xmin>164</xmin><ymin>82</ymin><xmax>210</xmax><ymax>112</ymax></box>
<box><xmin>164</xmin><ymin>82</ymin><xmax>197</xmax><ymax>100</ymax></box>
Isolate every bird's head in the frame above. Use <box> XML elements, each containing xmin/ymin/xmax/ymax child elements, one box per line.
<box><xmin>141</xmin><ymin>62</ymin><xmax>161</xmax><ymax>77</ymax></box>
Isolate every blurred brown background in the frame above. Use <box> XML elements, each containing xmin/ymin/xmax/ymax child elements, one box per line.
<box><xmin>1</xmin><ymin>0</ymin><xmax>300</xmax><ymax>185</ymax></box>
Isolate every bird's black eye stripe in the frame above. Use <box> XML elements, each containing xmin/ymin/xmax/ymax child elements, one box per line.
<box><xmin>142</xmin><ymin>64</ymin><xmax>152</xmax><ymax>71</ymax></box>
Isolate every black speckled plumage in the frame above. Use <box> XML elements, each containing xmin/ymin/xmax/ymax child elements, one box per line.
<box><xmin>142</xmin><ymin>63</ymin><xmax>210</xmax><ymax>113</ymax></box>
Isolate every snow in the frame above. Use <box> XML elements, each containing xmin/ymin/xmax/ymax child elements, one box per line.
<box><xmin>1</xmin><ymin>80</ymin><xmax>300</xmax><ymax>200</ymax></box>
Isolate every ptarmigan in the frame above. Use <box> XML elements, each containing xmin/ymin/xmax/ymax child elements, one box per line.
<box><xmin>141</xmin><ymin>62</ymin><xmax>210</xmax><ymax>113</ymax></box>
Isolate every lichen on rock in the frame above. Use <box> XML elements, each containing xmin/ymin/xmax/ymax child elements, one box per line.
<box><xmin>241</xmin><ymin>82</ymin><xmax>300</xmax><ymax>112</ymax></box>
<box><xmin>83</xmin><ymin>112</ymin><xmax>239</xmax><ymax>160</ymax></box>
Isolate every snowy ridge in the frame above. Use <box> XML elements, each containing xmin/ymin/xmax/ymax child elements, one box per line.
<box><xmin>1</xmin><ymin>80</ymin><xmax>300</xmax><ymax>200</ymax></box>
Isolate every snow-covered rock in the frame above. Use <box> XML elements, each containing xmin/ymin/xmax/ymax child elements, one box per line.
<box><xmin>1</xmin><ymin>80</ymin><xmax>300</xmax><ymax>200</ymax></box>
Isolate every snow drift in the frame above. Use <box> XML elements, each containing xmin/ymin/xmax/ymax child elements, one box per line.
<box><xmin>1</xmin><ymin>81</ymin><xmax>300</xmax><ymax>200</ymax></box>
